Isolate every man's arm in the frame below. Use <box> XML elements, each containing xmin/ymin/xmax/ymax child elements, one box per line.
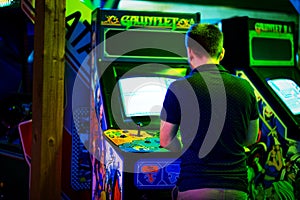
<box><xmin>245</xmin><ymin>118</ymin><xmax>259</xmax><ymax>146</ymax></box>
<box><xmin>160</xmin><ymin>120</ymin><xmax>181</xmax><ymax>152</ymax></box>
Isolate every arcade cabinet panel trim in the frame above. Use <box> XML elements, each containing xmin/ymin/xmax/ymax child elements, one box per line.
<box><xmin>249</xmin><ymin>30</ymin><xmax>294</xmax><ymax>66</ymax></box>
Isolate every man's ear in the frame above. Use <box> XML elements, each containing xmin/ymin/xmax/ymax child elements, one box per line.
<box><xmin>188</xmin><ymin>47</ymin><xmax>197</xmax><ymax>63</ymax></box>
<box><xmin>219</xmin><ymin>48</ymin><xmax>225</xmax><ymax>61</ymax></box>
<box><xmin>187</xmin><ymin>47</ymin><xmax>193</xmax><ymax>59</ymax></box>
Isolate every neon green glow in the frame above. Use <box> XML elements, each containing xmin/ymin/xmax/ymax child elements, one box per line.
<box><xmin>235</xmin><ymin>70</ymin><xmax>287</xmax><ymax>138</ymax></box>
<box><xmin>156</xmin><ymin>68</ymin><xmax>187</xmax><ymax>77</ymax></box>
<box><xmin>66</xmin><ymin>0</ymin><xmax>97</xmax><ymax>23</ymax></box>
<box><xmin>249</xmin><ymin>30</ymin><xmax>294</xmax><ymax>66</ymax></box>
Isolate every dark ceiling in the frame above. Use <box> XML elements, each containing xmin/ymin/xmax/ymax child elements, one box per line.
<box><xmin>138</xmin><ymin>0</ymin><xmax>299</xmax><ymax>14</ymax></box>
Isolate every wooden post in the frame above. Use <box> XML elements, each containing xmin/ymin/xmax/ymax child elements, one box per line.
<box><xmin>31</xmin><ymin>0</ymin><xmax>66</xmax><ymax>199</ymax></box>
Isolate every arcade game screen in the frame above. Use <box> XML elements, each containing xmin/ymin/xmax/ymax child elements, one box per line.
<box><xmin>105</xmin><ymin>64</ymin><xmax>188</xmax><ymax>130</ymax></box>
<box><xmin>118</xmin><ymin>76</ymin><xmax>176</xmax><ymax>117</ymax></box>
<box><xmin>267</xmin><ymin>78</ymin><xmax>300</xmax><ymax>115</ymax></box>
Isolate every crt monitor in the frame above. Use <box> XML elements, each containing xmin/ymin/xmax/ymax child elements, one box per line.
<box><xmin>267</xmin><ymin>78</ymin><xmax>300</xmax><ymax>115</ymax></box>
<box><xmin>118</xmin><ymin>76</ymin><xmax>177</xmax><ymax>118</ymax></box>
<box><xmin>106</xmin><ymin>63</ymin><xmax>188</xmax><ymax>130</ymax></box>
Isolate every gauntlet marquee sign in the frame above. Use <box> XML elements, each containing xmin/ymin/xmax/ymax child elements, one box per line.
<box><xmin>102</xmin><ymin>14</ymin><xmax>196</xmax><ymax>30</ymax></box>
<box><xmin>99</xmin><ymin>10</ymin><xmax>199</xmax><ymax>30</ymax></box>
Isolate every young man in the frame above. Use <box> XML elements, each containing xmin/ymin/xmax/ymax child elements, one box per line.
<box><xmin>160</xmin><ymin>23</ymin><xmax>259</xmax><ymax>199</ymax></box>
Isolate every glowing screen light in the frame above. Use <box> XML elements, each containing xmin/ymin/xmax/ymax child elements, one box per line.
<box><xmin>118</xmin><ymin>77</ymin><xmax>176</xmax><ymax>117</ymax></box>
<box><xmin>267</xmin><ymin>78</ymin><xmax>300</xmax><ymax>115</ymax></box>
<box><xmin>0</xmin><ymin>0</ymin><xmax>14</xmax><ymax>7</ymax></box>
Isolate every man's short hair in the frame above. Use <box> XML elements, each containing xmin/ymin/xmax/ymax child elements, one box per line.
<box><xmin>185</xmin><ymin>23</ymin><xmax>223</xmax><ymax>59</ymax></box>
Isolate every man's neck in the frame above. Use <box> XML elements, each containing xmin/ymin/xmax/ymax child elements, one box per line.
<box><xmin>190</xmin><ymin>57</ymin><xmax>219</xmax><ymax>70</ymax></box>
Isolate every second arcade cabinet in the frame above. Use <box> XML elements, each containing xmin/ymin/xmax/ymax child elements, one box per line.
<box><xmin>221</xmin><ymin>16</ymin><xmax>300</xmax><ymax>145</ymax></box>
<box><xmin>220</xmin><ymin>16</ymin><xmax>300</xmax><ymax>199</ymax></box>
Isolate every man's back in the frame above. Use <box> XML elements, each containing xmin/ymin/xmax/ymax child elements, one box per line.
<box><xmin>162</xmin><ymin>64</ymin><xmax>258</xmax><ymax>193</ymax></box>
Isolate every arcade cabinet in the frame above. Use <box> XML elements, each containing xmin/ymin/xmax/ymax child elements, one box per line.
<box><xmin>220</xmin><ymin>16</ymin><xmax>300</xmax><ymax>199</ymax></box>
<box><xmin>90</xmin><ymin>8</ymin><xmax>200</xmax><ymax>199</ymax></box>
